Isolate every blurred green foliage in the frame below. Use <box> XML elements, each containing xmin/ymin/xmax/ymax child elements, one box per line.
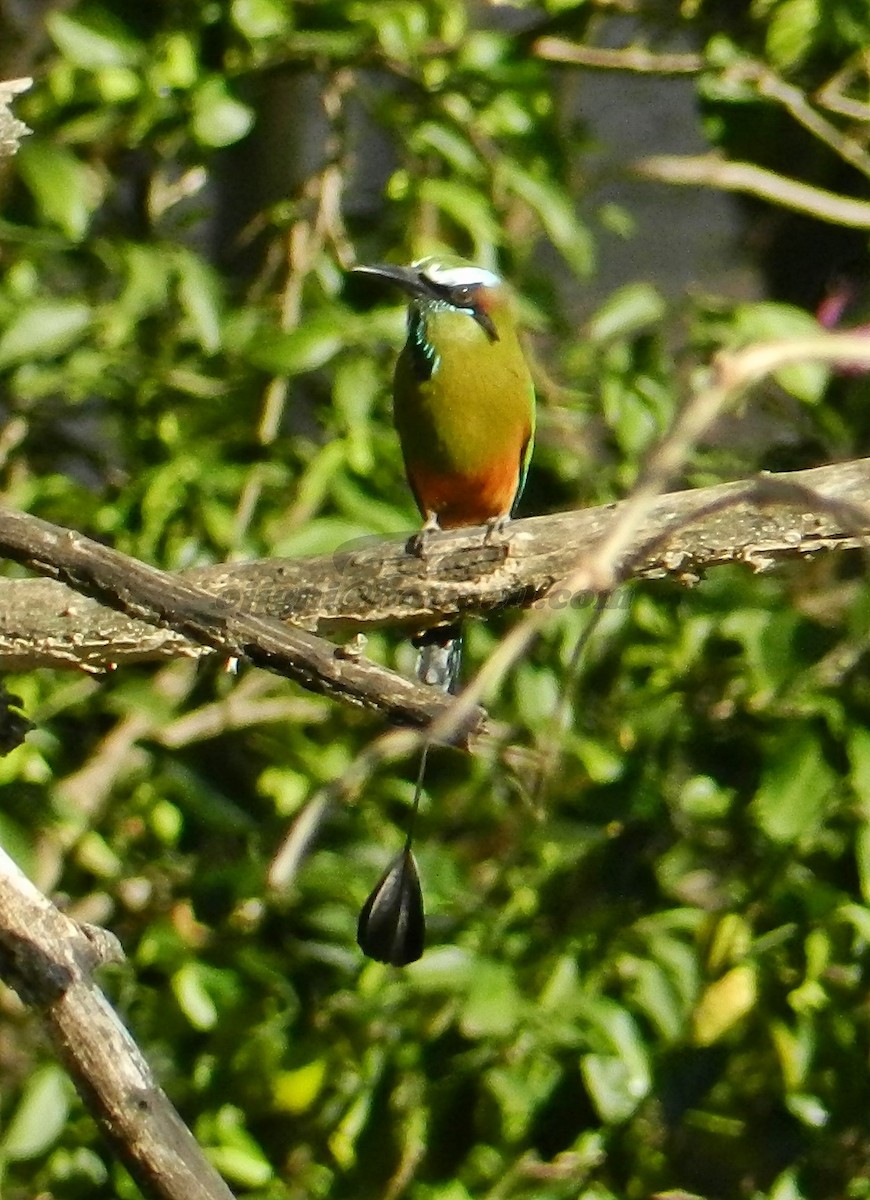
<box><xmin>2</xmin><ymin>2</ymin><xmax>870</xmax><ymax>1199</ymax></box>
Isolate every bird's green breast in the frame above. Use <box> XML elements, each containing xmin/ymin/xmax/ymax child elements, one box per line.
<box><xmin>394</xmin><ymin>305</ymin><xmax>534</xmax><ymax>483</ymax></box>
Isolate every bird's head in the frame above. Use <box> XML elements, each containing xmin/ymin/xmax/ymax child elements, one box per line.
<box><xmin>352</xmin><ymin>255</ymin><xmax>509</xmax><ymax>343</ymax></box>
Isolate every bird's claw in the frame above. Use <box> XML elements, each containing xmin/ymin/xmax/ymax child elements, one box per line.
<box><xmin>335</xmin><ymin>634</ymin><xmax>368</xmax><ymax>661</ymax></box>
<box><xmin>484</xmin><ymin>514</ymin><xmax>512</xmax><ymax>554</ymax></box>
<box><xmin>409</xmin><ymin>514</ymin><xmax>441</xmax><ymax>560</ymax></box>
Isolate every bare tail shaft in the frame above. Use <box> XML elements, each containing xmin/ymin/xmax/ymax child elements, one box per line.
<box><xmin>414</xmin><ymin>624</ymin><xmax>463</xmax><ymax>694</ymax></box>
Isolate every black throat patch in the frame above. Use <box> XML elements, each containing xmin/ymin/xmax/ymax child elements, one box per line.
<box><xmin>407</xmin><ymin>307</ymin><xmax>438</xmax><ymax>381</ymax></box>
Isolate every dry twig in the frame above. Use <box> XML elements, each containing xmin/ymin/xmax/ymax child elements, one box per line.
<box><xmin>634</xmin><ymin>153</ymin><xmax>870</xmax><ymax>228</ymax></box>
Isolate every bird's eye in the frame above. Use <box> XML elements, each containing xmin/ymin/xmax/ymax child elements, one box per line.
<box><xmin>450</xmin><ymin>284</ymin><xmax>475</xmax><ymax>308</ymax></box>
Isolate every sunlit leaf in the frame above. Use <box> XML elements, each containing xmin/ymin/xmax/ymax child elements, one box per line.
<box><xmin>191</xmin><ymin>77</ymin><xmax>255</xmax><ymax>147</ymax></box>
<box><xmin>692</xmin><ymin>964</ymin><xmax>757</xmax><ymax>1046</ymax></box>
<box><xmin>0</xmin><ymin>300</ymin><xmax>92</xmax><ymax>367</ymax></box>
<box><xmin>1</xmin><ymin>1065</ymin><xmax>71</xmax><ymax>1161</ymax></box>
<box><xmin>47</xmin><ymin>8</ymin><xmax>142</xmax><ymax>67</ymax></box>
<box><xmin>16</xmin><ymin>141</ymin><xmax>102</xmax><ymax>240</ymax></box>
<box><xmin>750</xmin><ymin>733</ymin><xmax>837</xmax><ymax>844</ymax></box>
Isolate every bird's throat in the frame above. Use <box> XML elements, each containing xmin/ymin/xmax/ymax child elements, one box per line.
<box><xmin>407</xmin><ymin>307</ymin><xmax>439</xmax><ymax>381</ymax></box>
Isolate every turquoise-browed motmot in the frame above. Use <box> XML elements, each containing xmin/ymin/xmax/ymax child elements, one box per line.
<box><xmin>353</xmin><ymin>255</ymin><xmax>536</xmax><ymax>693</ymax></box>
<box><xmin>352</xmin><ymin>255</ymin><xmax>535</xmax><ymax>966</ymax></box>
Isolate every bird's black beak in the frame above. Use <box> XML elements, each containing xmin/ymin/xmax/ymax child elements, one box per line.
<box><xmin>351</xmin><ymin>263</ymin><xmax>441</xmax><ymax>303</ymax></box>
<box><xmin>351</xmin><ymin>263</ymin><xmax>499</xmax><ymax>343</ymax></box>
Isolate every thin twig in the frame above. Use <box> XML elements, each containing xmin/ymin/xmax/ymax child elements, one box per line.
<box><xmin>533</xmin><ymin>37</ymin><xmax>704</xmax><ymax>75</ymax></box>
<box><xmin>634</xmin><ymin>153</ymin><xmax>870</xmax><ymax>228</ymax></box>
<box><xmin>816</xmin><ymin>52</ymin><xmax>870</xmax><ymax>122</ymax></box>
<box><xmin>726</xmin><ymin>58</ymin><xmax>870</xmax><ymax>183</ymax></box>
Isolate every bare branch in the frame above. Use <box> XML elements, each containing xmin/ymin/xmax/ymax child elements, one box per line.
<box><xmin>0</xmin><ymin>845</ymin><xmax>236</xmax><ymax>1200</ymax></box>
<box><xmin>533</xmin><ymin>37</ymin><xmax>704</xmax><ymax>74</ymax></box>
<box><xmin>633</xmin><ymin>152</ymin><xmax>870</xmax><ymax>228</ymax></box>
<box><xmin>816</xmin><ymin>52</ymin><xmax>870</xmax><ymax>122</ymax></box>
<box><xmin>726</xmin><ymin>59</ymin><xmax>870</xmax><ymax>183</ymax></box>
<box><xmin>0</xmin><ymin>507</ymin><xmax>486</xmax><ymax>741</ymax></box>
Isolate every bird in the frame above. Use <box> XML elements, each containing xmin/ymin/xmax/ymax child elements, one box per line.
<box><xmin>352</xmin><ymin>254</ymin><xmax>536</xmax><ymax>694</ymax></box>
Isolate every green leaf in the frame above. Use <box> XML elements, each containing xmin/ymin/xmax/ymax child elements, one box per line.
<box><xmin>487</xmin><ymin>1057</ymin><xmax>561</xmax><ymax>1142</ymax></box>
<box><xmin>174</xmin><ymin>251</ymin><xmax>223</xmax><ymax>352</ymax></box>
<box><xmin>770</xmin><ymin>1017</ymin><xmax>813</xmax><ymax>1091</ymax></box>
<box><xmin>581</xmin><ymin>1054</ymin><xmax>645</xmax><ymax>1124</ymax></box>
<box><xmin>231</xmin><ymin>0</ymin><xmax>291</xmax><ymax>40</ymax></box>
<box><xmin>501</xmin><ymin>161</ymin><xmax>595</xmax><ymax>276</ymax></box>
<box><xmin>206</xmin><ymin>1146</ymin><xmax>274</xmax><ymax>1188</ymax></box>
<box><xmin>332</xmin><ymin>354</ymin><xmax>380</xmax><ymax>473</ymax></box>
<box><xmin>692</xmin><ymin>963</ymin><xmax>757</xmax><ymax>1045</ymax></box>
<box><xmin>766</xmin><ymin>0</ymin><xmax>820</xmax><ymax>69</ymax></box>
<box><xmin>459</xmin><ymin>960</ymin><xmax>524</xmax><ymax>1038</ymax></box>
<box><xmin>191</xmin><ymin>78</ymin><xmax>255</xmax><ymax>148</ymax></box>
<box><xmin>16</xmin><ymin>141</ymin><xmax>102</xmax><ymax>241</ymax></box>
<box><xmin>244</xmin><ymin>313</ymin><xmax>348</xmax><ymax>375</ymax></box>
<box><xmin>0</xmin><ymin>300</ymin><xmax>92</xmax><ymax>367</ymax></box>
<box><xmin>172</xmin><ymin>961</ymin><xmax>219</xmax><ymax>1030</ymax></box>
<box><xmin>404</xmin><ymin>946</ymin><xmax>478</xmax><ymax>991</ymax></box>
<box><xmin>1</xmin><ymin>1064</ymin><xmax>71</xmax><ymax>1161</ymax></box>
<box><xmin>587</xmin><ymin>284</ymin><xmax>666</xmax><ymax>342</ymax></box>
<box><xmin>750</xmin><ymin>732</ymin><xmax>837</xmax><ymax>844</ymax></box>
<box><xmin>356</xmin><ymin>0</ymin><xmax>429</xmax><ymax>61</ymax></box>
<box><xmin>626</xmin><ymin>957</ymin><xmax>686</xmax><ymax>1041</ymax></box>
<box><xmin>731</xmin><ymin>301</ymin><xmax>829</xmax><ymax>403</ymax></box>
<box><xmin>169</xmin><ymin>960</ymin><xmax>236</xmax><ymax>1027</ymax></box>
<box><xmin>47</xmin><ymin>8</ymin><xmax>142</xmax><ymax>68</ymax></box>
<box><xmin>273</xmin><ymin>1061</ymin><xmax>327</xmax><ymax>1115</ymax></box>
<box><xmin>848</xmin><ymin>725</ymin><xmax>870</xmax><ymax>806</ymax></box>
<box><xmin>94</xmin><ymin>66</ymin><xmax>141</xmax><ymax>103</ymax></box>
<box><xmin>411</xmin><ymin>121</ymin><xmax>482</xmax><ymax>175</ymax></box>
<box><xmin>418</xmin><ymin>178</ymin><xmax>502</xmax><ymax>251</ymax></box>
<box><xmin>149</xmin><ymin>31</ymin><xmax>198</xmax><ymax>90</ymax></box>
<box><xmin>579</xmin><ymin>999</ymin><xmax>652</xmax><ymax>1122</ymax></box>
<box><xmin>855</xmin><ymin>820</ymin><xmax>870</xmax><ymax>908</ymax></box>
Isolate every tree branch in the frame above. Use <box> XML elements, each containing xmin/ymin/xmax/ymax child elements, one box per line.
<box><xmin>0</xmin><ymin>453</ymin><xmax>869</xmax><ymax>669</ymax></box>
<box><xmin>0</xmin><ymin>508</ymin><xmax>487</xmax><ymax>742</ymax></box>
<box><xmin>0</xmin><ymin>845</ymin><xmax>236</xmax><ymax>1200</ymax></box>
<box><xmin>532</xmin><ymin>37</ymin><xmax>704</xmax><ymax>75</ymax></box>
<box><xmin>727</xmin><ymin>58</ymin><xmax>870</xmax><ymax>183</ymax></box>
<box><xmin>633</xmin><ymin>152</ymin><xmax>870</xmax><ymax>228</ymax></box>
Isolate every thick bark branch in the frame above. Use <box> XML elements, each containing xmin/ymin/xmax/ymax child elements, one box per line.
<box><xmin>0</xmin><ymin>456</ymin><xmax>868</xmax><ymax>676</ymax></box>
<box><xmin>0</xmin><ymin>508</ymin><xmax>486</xmax><ymax>742</ymax></box>
<box><xmin>0</xmin><ymin>846</ymin><xmax>236</xmax><ymax>1200</ymax></box>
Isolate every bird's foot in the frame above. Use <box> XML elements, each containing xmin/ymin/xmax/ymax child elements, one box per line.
<box><xmin>408</xmin><ymin>514</ymin><xmax>441</xmax><ymax>560</ymax></box>
<box><xmin>484</xmin><ymin>514</ymin><xmax>513</xmax><ymax>555</ymax></box>
<box><xmin>334</xmin><ymin>633</ymin><xmax>368</xmax><ymax>661</ymax></box>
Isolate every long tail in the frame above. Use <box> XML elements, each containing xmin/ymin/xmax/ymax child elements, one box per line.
<box><xmin>413</xmin><ymin>623</ymin><xmax>463</xmax><ymax>694</ymax></box>
<box><xmin>357</xmin><ymin>743</ymin><xmax>429</xmax><ymax>966</ymax></box>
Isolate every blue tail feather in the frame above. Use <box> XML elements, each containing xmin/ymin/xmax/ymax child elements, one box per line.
<box><xmin>414</xmin><ymin>624</ymin><xmax>463</xmax><ymax>694</ymax></box>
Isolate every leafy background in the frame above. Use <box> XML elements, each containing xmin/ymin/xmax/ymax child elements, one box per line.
<box><xmin>2</xmin><ymin>1</ymin><xmax>870</xmax><ymax>1198</ymax></box>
